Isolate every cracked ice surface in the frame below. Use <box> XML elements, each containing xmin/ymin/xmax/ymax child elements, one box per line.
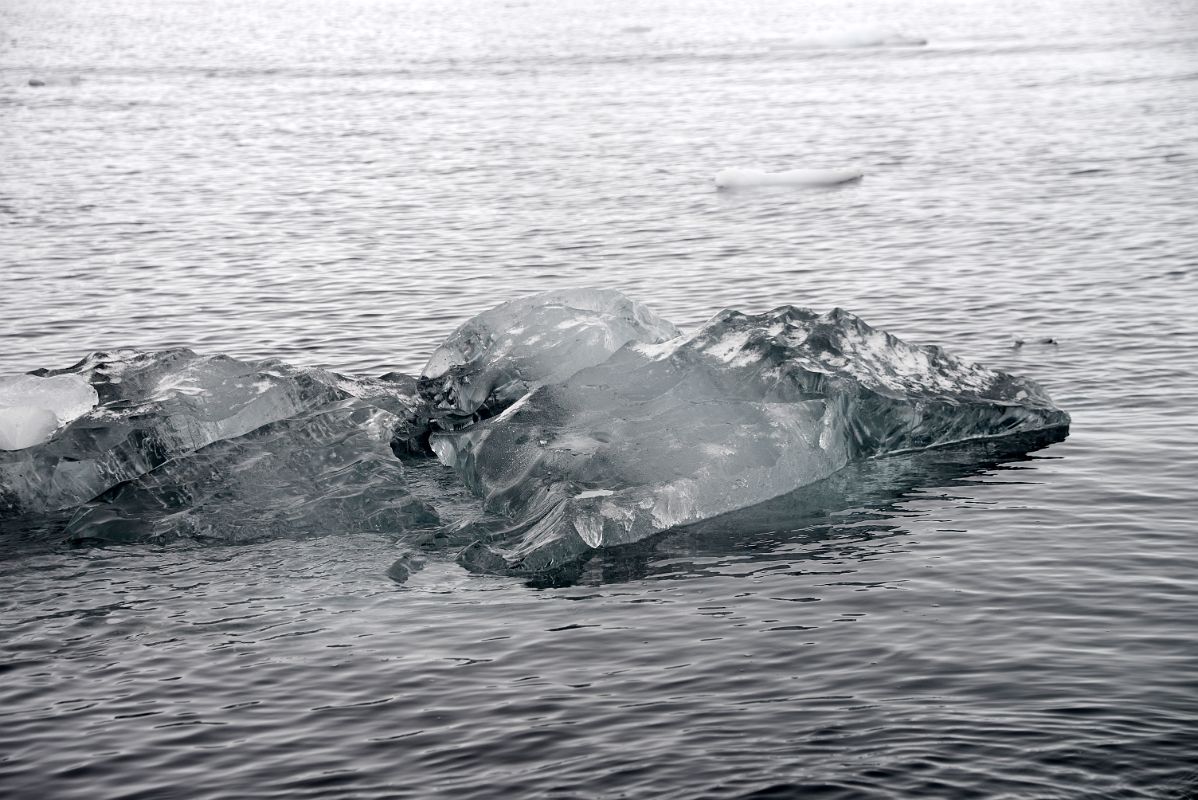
<box><xmin>432</xmin><ymin>304</ymin><xmax>1070</xmax><ymax>577</ymax></box>
<box><xmin>419</xmin><ymin>288</ymin><xmax>679</xmax><ymax>430</ymax></box>
<box><xmin>65</xmin><ymin>399</ymin><xmax>438</xmax><ymax>545</ymax></box>
<box><xmin>0</xmin><ymin>349</ymin><xmax>423</xmax><ymax>514</ymax></box>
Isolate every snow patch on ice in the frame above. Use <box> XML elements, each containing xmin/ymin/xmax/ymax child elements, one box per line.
<box><xmin>630</xmin><ymin>338</ymin><xmax>683</xmax><ymax>360</ymax></box>
<box><xmin>704</xmin><ymin>330</ymin><xmax>754</xmax><ymax>363</ymax></box>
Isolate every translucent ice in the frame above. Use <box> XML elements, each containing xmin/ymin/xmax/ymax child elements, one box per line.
<box><xmin>419</xmin><ymin>288</ymin><xmax>678</xmax><ymax>430</ymax></box>
<box><xmin>1</xmin><ymin>294</ymin><xmax>1071</xmax><ymax>580</ymax></box>
<box><xmin>66</xmin><ymin>399</ymin><xmax>438</xmax><ymax>545</ymax></box>
<box><xmin>0</xmin><ymin>407</ymin><xmax>59</xmax><ymax>452</ymax></box>
<box><xmin>432</xmin><ymin>304</ymin><xmax>1070</xmax><ymax>577</ymax></box>
<box><xmin>715</xmin><ymin>167</ymin><xmax>864</xmax><ymax>190</ymax></box>
<box><xmin>0</xmin><ymin>349</ymin><xmax>423</xmax><ymax>514</ymax></box>
<box><xmin>0</xmin><ymin>374</ymin><xmax>98</xmax><ymax>450</ymax></box>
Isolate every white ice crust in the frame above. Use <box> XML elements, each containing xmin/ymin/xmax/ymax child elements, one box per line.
<box><xmin>0</xmin><ymin>374</ymin><xmax>98</xmax><ymax>450</ymax></box>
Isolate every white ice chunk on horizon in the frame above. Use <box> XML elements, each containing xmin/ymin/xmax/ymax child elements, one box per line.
<box><xmin>783</xmin><ymin>26</ymin><xmax>927</xmax><ymax>50</ymax></box>
<box><xmin>0</xmin><ymin>374</ymin><xmax>98</xmax><ymax>451</ymax></box>
<box><xmin>715</xmin><ymin>167</ymin><xmax>864</xmax><ymax>190</ymax></box>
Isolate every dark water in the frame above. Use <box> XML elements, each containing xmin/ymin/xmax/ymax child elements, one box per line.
<box><xmin>2</xmin><ymin>0</ymin><xmax>1197</xmax><ymax>797</ymax></box>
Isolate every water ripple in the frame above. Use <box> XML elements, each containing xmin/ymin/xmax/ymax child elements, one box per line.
<box><xmin>2</xmin><ymin>0</ymin><xmax>1197</xmax><ymax>796</ymax></box>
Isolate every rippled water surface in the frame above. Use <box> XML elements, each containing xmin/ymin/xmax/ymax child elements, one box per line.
<box><xmin>2</xmin><ymin>0</ymin><xmax>1197</xmax><ymax>797</ymax></box>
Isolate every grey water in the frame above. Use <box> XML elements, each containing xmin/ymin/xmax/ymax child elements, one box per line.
<box><xmin>2</xmin><ymin>0</ymin><xmax>1197</xmax><ymax>796</ymax></box>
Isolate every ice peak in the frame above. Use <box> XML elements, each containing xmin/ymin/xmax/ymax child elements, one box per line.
<box><xmin>419</xmin><ymin>288</ymin><xmax>678</xmax><ymax>430</ymax></box>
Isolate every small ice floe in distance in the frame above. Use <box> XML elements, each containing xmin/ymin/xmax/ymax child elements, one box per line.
<box><xmin>0</xmin><ymin>374</ymin><xmax>97</xmax><ymax>451</ymax></box>
<box><xmin>1011</xmin><ymin>337</ymin><xmax>1059</xmax><ymax>349</ymax></box>
<box><xmin>715</xmin><ymin>166</ymin><xmax>864</xmax><ymax>190</ymax></box>
<box><xmin>27</xmin><ymin>75</ymin><xmax>83</xmax><ymax>88</ymax></box>
<box><xmin>784</xmin><ymin>26</ymin><xmax>927</xmax><ymax>49</ymax></box>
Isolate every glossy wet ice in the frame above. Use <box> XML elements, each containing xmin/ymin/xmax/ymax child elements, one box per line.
<box><xmin>2</xmin><ymin>0</ymin><xmax>1197</xmax><ymax>797</ymax></box>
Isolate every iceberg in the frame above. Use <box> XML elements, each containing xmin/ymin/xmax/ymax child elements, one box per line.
<box><xmin>0</xmin><ymin>349</ymin><xmax>424</xmax><ymax>514</ymax></box>
<box><xmin>419</xmin><ymin>289</ymin><xmax>678</xmax><ymax>431</ymax></box>
<box><xmin>431</xmin><ymin>303</ymin><xmax>1070</xmax><ymax>577</ymax></box>
<box><xmin>715</xmin><ymin>167</ymin><xmax>864</xmax><ymax>190</ymax></box>
<box><xmin>0</xmin><ymin>373</ymin><xmax>98</xmax><ymax>451</ymax></box>
<box><xmin>65</xmin><ymin>399</ymin><xmax>438</xmax><ymax>545</ymax></box>
<box><xmin>0</xmin><ymin>291</ymin><xmax>1070</xmax><ymax>584</ymax></box>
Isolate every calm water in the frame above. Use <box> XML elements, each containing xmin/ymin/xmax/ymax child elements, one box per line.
<box><xmin>2</xmin><ymin>0</ymin><xmax>1197</xmax><ymax>797</ymax></box>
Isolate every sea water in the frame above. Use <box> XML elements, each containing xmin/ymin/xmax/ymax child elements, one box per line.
<box><xmin>1</xmin><ymin>0</ymin><xmax>1196</xmax><ymax>796</ymax></box>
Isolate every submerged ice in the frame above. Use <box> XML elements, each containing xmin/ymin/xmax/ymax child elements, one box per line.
<box><xmin>1</xmin><ymin>290</ymin><xmax>1069</xmax><ymax>581</ymax></box>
